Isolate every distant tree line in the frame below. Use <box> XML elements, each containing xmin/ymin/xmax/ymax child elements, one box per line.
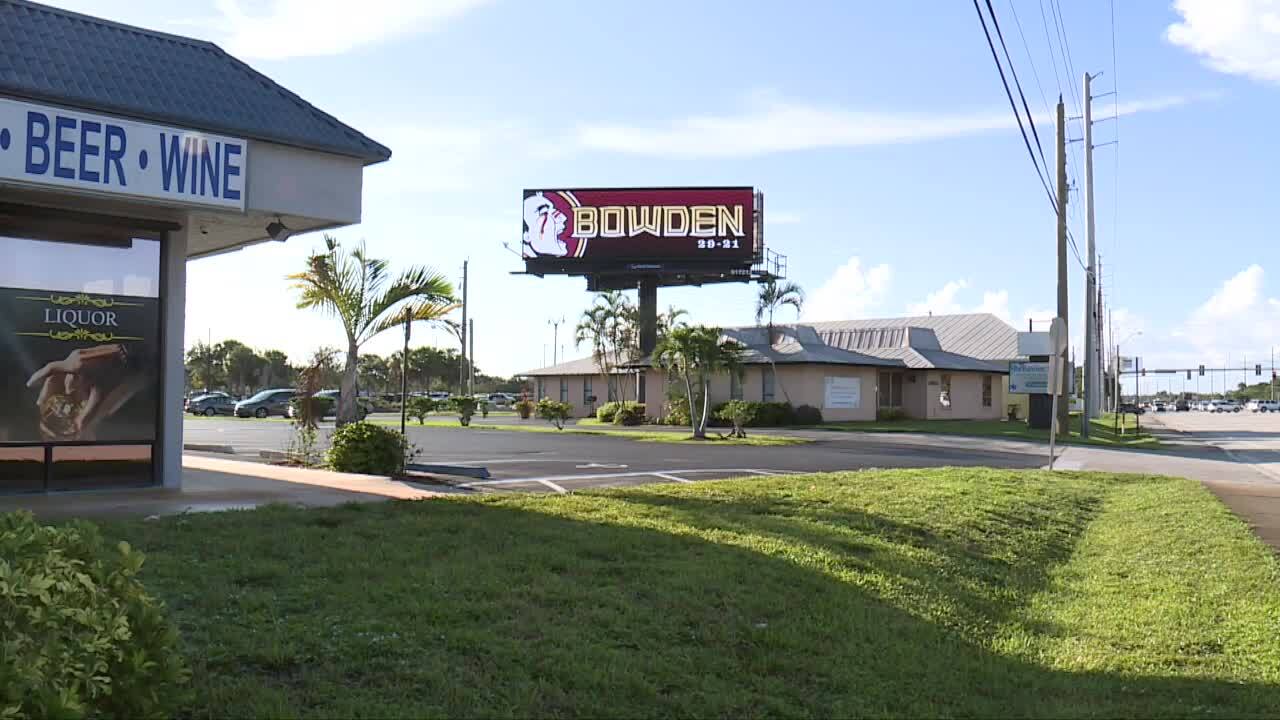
<box><xmin>185</xmin><ymin>340</ymin><xmax>523</xmax><ymax>398</ymax></box>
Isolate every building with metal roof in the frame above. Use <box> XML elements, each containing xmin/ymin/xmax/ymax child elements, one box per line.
<box><xmin>520</xmin><ymin>313</ymin><xmax>1021</xmax><ymax>423</ymax></box>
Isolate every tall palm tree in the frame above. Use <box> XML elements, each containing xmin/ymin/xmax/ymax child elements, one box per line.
<box><xmin>654</xmin><ymin>325</ymin><xmax>744</xmax><ymax>439</ymax></box>
<box><xmin>754</xmin><ymin>279</ymin><xmax>805</xmax><ymax>336</ymax></box>
<box><xmin>289</xmin><ymin>235</ymin><xmax>458</xmax><ymax>425</ymax></box>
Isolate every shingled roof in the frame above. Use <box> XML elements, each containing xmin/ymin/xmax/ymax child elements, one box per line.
<box><xmin>0</xmin><ymin>0</ymin><xmax>390</xmax><ymax>163</ymax></box>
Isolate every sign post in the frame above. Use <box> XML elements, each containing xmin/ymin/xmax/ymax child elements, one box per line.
<box><xmin>1047</xmin><ymin>318</ymin><xmax>1067</xmax><ymax>470</ymax></box>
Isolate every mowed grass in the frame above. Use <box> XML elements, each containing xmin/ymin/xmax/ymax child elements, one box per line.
<box><xmin>101</xmin><ymin>469</ymin><xmax>1279</xmax><ymax>718</ymax></box>
<box><xmin>818</xmin><ymin>412</ymin><xmax>1159</xmax><ymax>448</ymax></box>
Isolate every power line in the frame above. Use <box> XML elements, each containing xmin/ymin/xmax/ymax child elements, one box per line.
<box><xmin>1006</xmin><ymin>0</ymin><xmax>1052</xmax><ymax>120</ymax></box>
<box><xmin>1109</xmin><ymin>0</ymin><xmax>1120</xmax><ymax>293</ymax></box>
<box><xmin>1037</xmin><ymin>0</ymin><xmax>1063</xmax><ymax>94</ymax></box>
<box><xmin>985</xmin><ymin>0</ymin><xmax>1052</xmax><ymax>183</ymax></box>
<box><xmin>972</xmin><ymin>0</ymin><xmax>1056</xmax><ymax>211</ymax></box>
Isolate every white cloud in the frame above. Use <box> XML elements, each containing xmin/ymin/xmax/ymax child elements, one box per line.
<box><xmin>801</xmin><ymin>256</ymin><xmax>892</xmax><ymax>322</ymax></box>
<box><xmin>1167</xmin><ymin>0</ymin><xmax>1280</xmax><ymax>84</ymax></box>
<box><xmin>976</xmin><ymin>290</ymin><xmax>1011</xmax><ymax>324</ymax></box>
<box><xmin>213</xmin><ymin>0</ymin><xmax>490</xmax><ymax>60</ymax></box>
<box><xmin>906</xmin><ymin>280</ymin><xmax>969</xmax><ymax>316</ymax></box>
<box><xmin>768</xmin><ymin>212</ymin><xmax>803</xmax><ymax>225</ymax></box>
<box><xmin>363</xmin><ymin>122</ymin><xmax>532</xmax><ymax>194</ymax></box>
<box><xmin>576</xmin><ymin>93</ymin><xmax>1207</xmax><ymax>158</ymax></box>
<box><xmin>1171</xmin><ymin>264</ymin><xmax>1280</xmax><ymax>367</ymax></box>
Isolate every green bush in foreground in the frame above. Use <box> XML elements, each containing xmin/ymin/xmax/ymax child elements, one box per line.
<box><xmin>405</xmin><ymin>396</ymin><xmax>437</xmax><ymax>424</ymax></box>
<box><xmin>596</xmin><ymin>401</ymin><xmax>621</xmax><ymax>423</ymax></box>
<box><xmin>613</xmin><ymin>402</ymin><xmax>645</xmax><ymax>426</ymax></box>
<box><xmin>0</xmin><ymin>511</ymin><xmax>189</xmax><ymax>719</ymax></box>
<box><xmin>513</xmin><ymin>398</ymin><xmax>535</xmax><ymax>419</ymax></box>
<box><xmin>326</xmin><ymin>421</ymin><xmax>406</xmax><ymax>475</ymax></box>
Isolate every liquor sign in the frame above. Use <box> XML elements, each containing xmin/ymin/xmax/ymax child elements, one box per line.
<box><xmin>0</xmin><ymin>287</ymin><xmax>159</xmax><ymax>443</ymax></box>
<box><xmin>0</xmin><ymin>97</ymin><xmax>247</xmax><ymax>211</ymax></box>
<box><xmin>521</xmin><ymin>187</ymin><xmax>757</xmax><ymax>269</ymax></box>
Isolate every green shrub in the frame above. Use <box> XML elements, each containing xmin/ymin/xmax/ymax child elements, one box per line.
<box><xmin>513</xmin><ymin>398</ymin><xmax>535</xmax><ymax>419</ymax></box>
<box><xmin>664</xmin><ymin>401</ymin><xmax>691</xmax><ymax>426</ymax></box>
<box><xmin>0</xmin><ymin>511</ymin><xmax>190</xmax><ymax>719</ymax></box>
<box><xmin>326</xmin><ymin>421</ymin><xmax>406</xmax><ymax>475</ymax></box>
<box><xmin>709</xmin><ymin>401</ymin><xmax>796</xmax><ymax>427</ymax></box>
<box><xmin>613</xmin><ymin>402</ymin><xmax>646</xmax><ymax>426</ymax></box>
<box><xmin>877</xmin><ymin>407</ymin><xmax>908</xmax><ymax>422</ymax></box>
<box><xmin>794</xmin><ymin>404</ymin><xmax>824</xmax><ymax>425</ymax></box>
<box><xmin>450</xmin><ymin>396</ymin><xmax>478</xmax><ymax>427</ymax></box>
<box><xmin>536</xmin><ymin>397</ymin><xmax>572</xmax><ymax>430</ymax></box>
<box><xmin>596</xmin><ymin>401</ymin><xmax>621</xmax><ymax>423</ymax></box>
<box><xmin>405</xmin><ymin>396</ymin><xmax>437</xmax><ymax>424</ymax></box>
<box><xmin>715</xmin><ymin>399</ymin><xmax>754</xmax><ymax>437</ymax></box>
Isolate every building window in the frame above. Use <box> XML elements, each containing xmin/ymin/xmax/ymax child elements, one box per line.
<box><xmin>583</xmin><ymin>376</ymin><xmax>593</xmax><ymax>404</ymax></box>
<box><xmin>982</xmin><ymin>375</ymin><xmax>993</xmax><ymax>407</ymax></box>
<box><xmin>536</xmin><ymin>378</ymin><xmax>545</xmax><ymax>399</ymax></box>
<box><xmin>762</xmin><ymin>367</ymin><xmax>775</xmax><ymax>402</ymax></box>
<box><xmin>607</xmin><ymin>377</ymin><xmax>618</xmax><ymax>402</ymax></box>
<box><xmin>940</xmin><ymin>374</ymin><xmax>952</xmax><ymax>407</ymax></box>
<box><xmin>559</xmin><ymin>378</ymin><xmax>569</xmax><ymax>403</ymax></box>
<box><xmin>638</xmin><ymin>373</ymin><xmax>646</xmax><ymax>403</ymax></box>
<box><xmin>730</xmin><ymin>370</ymin><xmax>743</xmax><ymax>400</ymax></box>
<box><xmin>878</xmin><ymin>371</ymin><xmax>903</xmax><ymax>408</ymax></box>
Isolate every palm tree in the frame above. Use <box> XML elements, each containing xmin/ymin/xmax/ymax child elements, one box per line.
<box><xmin>185</xmin><ymin>341</ymin><xmax>225</xmax><ymax>393</ymax></box>
<box><xmin>754</xmin><ymin>279</ymin><xmax>805</xmax><ymax>337</ymax></box>
<box><xmin>289</xmin><ymin>235</ymin><xmax>458</xmax><ymax>425</ymax></box>
<box><xmin>654</xmin><ymin>325</ymin><xmax>744</xmax><ymax>439</ymax></box>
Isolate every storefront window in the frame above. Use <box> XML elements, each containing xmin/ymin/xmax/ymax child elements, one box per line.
<box><xmin>583</xmin><ymin>376</ymin><xmax>593</xmax><ymax>404</ymax></box>
<box><xmin>762</xmin><ymin>367</ymin><xmax>775</xmax><ymax>402</ymax></box>
<box><xmin>878</xmin><ymin>371</ymin><xmax>903</xmax><ymax>408</ymax></box>
<box><xmin>0</xmin><ymin>233</ymin><xmax>161</xmax><ymax>493</ymax></box>
<box><xmin>940</xmin><ymin>374</ymin><xmax>953</xmax><ymax>408</ymax></box>
<box><xmin>982</xmin><ymin>375</ymin><xmax>993</xmax><ymax>407</ymax></box>
<box><xmin>730</xmin><ymin>370</ymin><xmax>743</xmax><ymax>400</ymax></box>
<box><xmin>559</xmin><ymin>378</ymin><xmax>569</xmax><ymax>403</ymax></box>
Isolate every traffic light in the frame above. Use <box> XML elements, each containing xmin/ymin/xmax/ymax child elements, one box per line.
<box><xmin>1199</xmin><ymin>365</ymin><xmax>1205</xmax><ymax>376</ymax></box>
<box><xmin>1187</xmin><ymin>370</ymin><xmax>1192</xmax><ymax>380</ymax></box>
<box><xmin>1141</xmin><ymin>368</ymin><xmax>1146</xmax><ymax>377</ymax></box>
<box><xmin>1257</xmin><ymin>364</ymin><xmax>1263</xmax><ymax>376</ymax></box>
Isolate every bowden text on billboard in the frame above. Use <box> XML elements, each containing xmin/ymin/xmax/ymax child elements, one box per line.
<box><xmin>0</xmin><ymin>287</ymin><xmax>159</xmax><ymax>443</ymax></box>
<box><xmin>522</xmin><ymin>188</ymin><xmax>755</xmax><ymax>266</ymax></box>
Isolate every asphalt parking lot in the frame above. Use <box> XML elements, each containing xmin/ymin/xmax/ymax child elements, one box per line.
<box><xmin>183</xmin><ymin>414</ymin><xmax>1050</xmax><ymax>493</ymax></box>
<box><xmin>1147</xmin><ymin>409</ymin><xmax>1280</xmax><ymax>478</ymax></box>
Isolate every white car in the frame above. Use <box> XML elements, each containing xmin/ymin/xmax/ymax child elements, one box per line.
<box><xmin>1247</xmin><ymin>400</ymin><xmax>1280</xmax><ymax>412</ymax></box>
<box><xmin>1212</xmin><ymin>400</ymin><xmax>1242</xmax><ymax>413</ymax></box>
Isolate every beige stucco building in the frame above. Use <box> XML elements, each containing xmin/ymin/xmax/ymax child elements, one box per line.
<box><xmin>521</xmin><ymin>313</ymin><xmax>1023</xmax><ymax>423</ymax></box>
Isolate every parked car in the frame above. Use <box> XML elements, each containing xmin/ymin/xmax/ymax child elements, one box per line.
<box><xmin>1211</xmin><ymin>400</ymin><xmax>1242</xmax><ymax>413</ymax></box>
<box><xmin>1117</xmin><ymin>402</ymin><xmax>1145</xmax><ymax>415</ymax></box>
<box><xmin>486</xmin><ymin>392</ymin><xmax>514</xmax><ymax>407</ymax></box>
<box><xmin>185</xmin><ymin>391</ymin><xmax>229</xmax><ymax>411</ymax></box>
<box><xmin>1247</xmin><ymin>400</ymin><xmax>1280</xmax><ymax>412</ymax></box>
<box><xmin>235</xmin><ymin>388</ymin><xmax>296</xmax><ymax>418</ymax></box>
<box><xmin>1175</xmin><ymin>399</ymin><xmax>1190</xmax><ymax>412</ymax></box>
<box><xmin>286</xmin><ymin>390</ymin><xmax>372</xmax><ymax>421</ymax></box>
<box><xmin>429</xmin><ymin>391</ymin><xmax>450</xmax><ymax>401</ymax></box>
<box><xmin>187</xmin><ymin>393</ymin><xmax>236</xmax><ymax>416</ymax></box>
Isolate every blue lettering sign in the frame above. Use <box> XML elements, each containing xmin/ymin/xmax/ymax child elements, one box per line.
<box><xmin>78</xmin><ymin>120</ymin><xmax>101</xmax><ymax>183</ymax></box>
<box><xmin>159</xmin><ymin>133</ymin><xmax>189</xmax><ymax>193</ymax></box>
<box><xmin>199</xmin><ymin>139</ymin><xmax>220</xmax><ymax>198</ymax></box>
<box><xmin>53</xmin><ymin>115</ymin><xmax>76</xmax><ymax>180</ymax></box>
<box><xmin>24</xmin><ymin>111</ymin><xmax>49</xmax><ymax>174</ymax></box>
<box><xmin>104</xmin><ymin>124</ymin><xmax>126</xmax><ymax>187</ymax></box>
<box><xmin>222</xmin><ymin>142</ymin><xmax>242</xmax><ymax>201</ymax></box>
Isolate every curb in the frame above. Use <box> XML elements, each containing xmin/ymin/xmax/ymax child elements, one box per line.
<box><xmin>183</xmin><ymin>443</ymin><xmax>235</xmax><ymax>454</ymax></box>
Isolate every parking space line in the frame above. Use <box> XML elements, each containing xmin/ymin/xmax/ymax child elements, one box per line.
<box><xmin>459</xmin><ymin>468</ymin><xmax>789</xmax><ymax>489</ymax></box>
<box><xmin>537</xmin><ymin>479</ymin><xmax>568</xmax><ymax>494</ymax></box>
<box><xmin>652</xmin><ymin>472</ymin><xmax>692</xmax><ymax>483</ymax></box>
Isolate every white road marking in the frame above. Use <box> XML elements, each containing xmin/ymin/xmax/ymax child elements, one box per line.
<box><xmin>537</xmin><ymin>479</ymin><xmax>568</xmax><ymax>494</ymax></box>
<box><xmin>652</xmin><ymin>472</ymin><xmax>692</xmax><ymax>483</ymax></box>
<box><xmin>459</xmin><ymin>468</ymin><xmax>785</xmax><ymax>488</ymax></box>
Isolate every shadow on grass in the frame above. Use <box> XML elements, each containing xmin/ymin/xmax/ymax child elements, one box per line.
<box><xmin>107</xmin><ymin>492</ymin><xmax>1279</xmax><ymax>718</ymax></box>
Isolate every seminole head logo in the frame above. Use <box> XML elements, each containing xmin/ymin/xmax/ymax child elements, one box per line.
<box><xmin>522</xmin><ymin>191</ymin><xmax>586</xmax><ymax>259</ymax></box>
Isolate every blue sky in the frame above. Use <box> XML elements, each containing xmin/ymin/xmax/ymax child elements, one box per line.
<box><xmin>46</xmin><ymin>0</ymin><xmax>1280</xmax><ymax>391</ymax></box>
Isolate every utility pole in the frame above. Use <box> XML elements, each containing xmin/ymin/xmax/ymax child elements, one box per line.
<box><xmin>1082</xmin><ymin>73</ymin><xmax>1098</xmax><ymax>434</ymax></box>
<box><xmin>459</xmin><ymin>260</ymin><xmax>468</xmax><ymax>394</ymax></box>
<box><xmin>1056</xmin><ymin>96</ymin><xmax>1070</xmax><ymax>435</ymax></box>
<box><xmin>469</xmin><ymin>318</ymin><xmax>475</xmax><ymax>395</ymax></box>
<box><xmin>400</xmin><ymin>306</ymin><xmax>410</xmax><ymax>443</ymax></box>
<box><xmin>548</xmin><ymin>316</ymin><xmax>564</xmax><ymax>366</ymax></box>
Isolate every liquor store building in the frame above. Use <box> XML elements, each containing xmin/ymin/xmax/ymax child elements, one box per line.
<box><xmin>0</xmin><ymin>0</ymin><xmax>388</xmax><ymax>493</ymax></box>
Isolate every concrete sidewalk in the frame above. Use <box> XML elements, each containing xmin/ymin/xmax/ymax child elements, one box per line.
<box><xmin>0</xmin><ymin>455</ymin><xmax>447</xmax><ymax>520</ymax></box>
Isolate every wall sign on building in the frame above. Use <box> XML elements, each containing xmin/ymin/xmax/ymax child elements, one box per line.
<box><xmin>823</xmin><ymin>376</ymin><xmax>861</xmax><ymax>409</ymax></box>
<box><xmin>0</xmin><ymin>97</ymin><xmax>247</xmax><ymax>211</ymax></box>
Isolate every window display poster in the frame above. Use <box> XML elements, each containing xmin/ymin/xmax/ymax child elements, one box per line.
<box><xmin>0</xmin><ymin>286</ymin><xmax>159</xmax><ymax>443</ymax></box>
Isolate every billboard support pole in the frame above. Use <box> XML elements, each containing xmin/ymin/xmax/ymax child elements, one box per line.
<box><xmin>638</xmin><ymin>278</ymin><xmax>658</xmax><ymax>355</ymax></box>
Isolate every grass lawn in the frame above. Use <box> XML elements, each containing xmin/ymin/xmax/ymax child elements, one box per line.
<box><xmin>374</xmin><ymin>418</ymin><xmax>810</xmax><ymax>446</ymax></box>
<box><xmin>816</xmin><ymin>412</ymin><xmax>1159</xmax><ymax>448</ymax></box>
<box><xmin>103</xmin><ymin>469</ymin><xmax>1278</xmax><ymax>718</ymax></box>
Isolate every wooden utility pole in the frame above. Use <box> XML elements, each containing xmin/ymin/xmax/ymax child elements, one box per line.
<box><xmin>1056</xmin><ymin>96</ymin><xmax>1070</xmax><ymax>435</ymax></box>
